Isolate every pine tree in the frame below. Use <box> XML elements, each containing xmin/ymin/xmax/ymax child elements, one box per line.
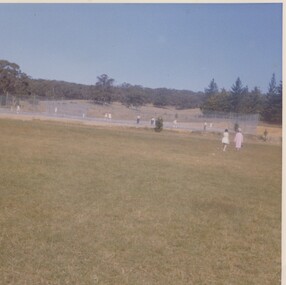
<box><xmin>230</xmin><ymin>77</ymin><xmax>246</xmax><ymax>113</ymax></box>
<box><xmin>268</xmin><ymin>73</ymin><xmax>277</xmax><ymax>96</ymax></box>
<box><xmin>204</xmin><ymin>79</ymin><xmax>218</xmax><ymax>97</ymax></box>
<box><xmin>200</xmin><ymin>79</ymin><xmax>219</xmax><ymax>113</ymax></box>
<box><xmin>239</xmin><ymin>86</ymin><xmax>263</xmax><ymax>114</ymax></box>
<box><xmin>270</xmin><ymin>81</ymin><xmax>282</xmax><ymax>124</ymax></box>
<box><xmin>216</xmin><ymin>88</ymin><xmax>231</xmax><ymax>112</ymax></box>
<box><xmin>261</xmin><ymin>74</ymin><xmax>282</xmax><ymax>124</ymax></box>
<box><xmin>200</xmin><ymin>88</ymin><xmax>231</xmax><ymax>114</ymax></box>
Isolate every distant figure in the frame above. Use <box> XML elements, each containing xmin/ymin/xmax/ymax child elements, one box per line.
<box><xmin>234</xmin><ymin>128</ymin><xmax>243</xmax><ymax>150</ymax></box>
<box><xmin>210</xmin><ymin>122</ymin><xmax>213</xmax><ymax>128</ymax></box>
<box><xmin>203</xmin><ymin>122</ymin><xmax>207</xmax><ymax>131</ymax></box>
<box><xmin>137</xmin><ymin>115</ymin><xmax>140</xmax><ymax>124</ymax></box>
<box><xmin>108</xmin><ymin>113</ymin><xmax>112</xmax><ymax>120</ymax></box>
<box><xmin>104</xmin><ymin>113</ymin><xmax>108</xmax><ymax>120</ymax></box>
<box><xmin>54</xmin><ymin>107</ymin><xmax>58</xmax><ymax>114</ymax></box>
<box><xmin>173</xmin><ymin>119</ymin><xmax>177</xmax><ymax>128</ymax></box>
<box><xmin>222</xmin><ymin>129</ymin><xmax>230</xmax><ymax>151</ymax></box>
<box><xmin>16</xmin><ymin>105</ymin><xmax>20</xmax><ymax>114</ymax></box>
<box><xmin>151</xmin><ymin>117</ymin><xmax>155</xmax><ymax>125</ymax></box>
<box><xmin>263</xmin><ymin>129</ymin><xmax>268</xmax><ymax>141</ymax></box>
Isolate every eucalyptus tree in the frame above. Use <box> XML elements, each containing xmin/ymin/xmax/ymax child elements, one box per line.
<box><xmin>0</xmin><ymin>60</ymin><xmax>30</xmax><ymax>99</ymax></box>
<box><xmin>94</xmin><ymin>74</ymin><xmax>115</xmax><ymax>104</ymax></box>
<box><xmin>0</xmin><ymin>60</ymin><xmax>31</xmax><ymax>107</ymax></box>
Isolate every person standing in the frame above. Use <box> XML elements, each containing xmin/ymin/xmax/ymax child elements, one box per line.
<box><xmin>203</xmin><ymin>122</ymin><xmax>207</xmax><ymax>131</ymax></box>
<box><xmin>137</xmin><ymin>115</ymin><xmax>140</xmax><ymax>124</ymax></box>
<box><xmin>173</xmin><ymin>119</ymin><xmax>178</xmax><ymax>128</ymax></box>
<box><xmin>221</xmin><ymin>129</ymin><xmax>229</xmax><ymax>151</ymax></box>
<box><xmin>234</xmin><ymin>128</ymin><xmax>243</xmax><ymax>150</ymax></box>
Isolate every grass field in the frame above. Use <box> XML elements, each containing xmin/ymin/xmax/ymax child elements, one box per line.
<box><xmin>0</xmin><ymin>119</ymin><xmax>281</xmax><ymax>285</ymax></box>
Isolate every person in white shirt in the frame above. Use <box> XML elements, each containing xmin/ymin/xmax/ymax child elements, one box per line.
<box><xmin>222</xmin><ymin>129</ymin><xmax>230</xmax><ymax>151</ymax></box>
<box><xmin>173</xmin><ymin>119</ymin><xmax>177</xmax><ymax>128</ymax></box>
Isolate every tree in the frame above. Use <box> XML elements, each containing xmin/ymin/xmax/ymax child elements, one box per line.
<box><xmin>94</xmin><ymin>74</ymin><xmax>115</xmax><ymax>104</ymax></box>
<box><xmin>204</xmin><ymin>78</ymin><xmax>218</xmax><ymax>97</ymax></box>
<box><xmin>230</xmin><ymin>77</ymin><xmax>247</xmax><ymax>112</ymax></box>
<box><xmin>121</xmin><ymin>82</ymin><xmax>132</xmax><ymax>88</ymax></box>
<box><xmin>124</xmin><ymin>93</ymin><xmax>145</xmax><ymax>108</ymax></box>
<box><xmin>239</xmin><ymin>86</ymin><xmax>263</xmax><ymax>114</ymax></box>
<box><xmin>200</xmin><ymin>88</ymin><xmax>231</xmax><ymax>113</ymax></box>
<box><xmin>0</xmin><ymin>60</ymin><xmax>30</xmax><ymax>102</ymax></box>
<box><xmin>234</xmin><ymin>122</ymin><xmax>240</xmax><ymax>132</ymax></box>
<box><xmin>200</xmin><ymin>95</ymin><xmax>218</xmax><ymax>112</ymax></box>
<box><xmin>270</xmin><ymin>82</ymin><xmax>282</xmax><ymax>123</ymax></box>
<box><xmin>120</xmin><ymin>83</ymin><xmax>148</xmax><ymax>107</ymax></box>
<box><xmin>153</xmin><ymin>92</ymin><xmax>168</xmax><ymax>107</ymax></box>
<box><xmin>268</xmin><ymin>73</ymin><xmax>277</xmax><ymax>96</ymax></box>
<box><xmin>210</xmin><ymin>88</ymin><xmax>232</xmax><ymax>112</ymax></box>
<box><xmin>261</xmin><ymin>74</ymin><xmax>282</xmax><ymax>124</ymax></box>
<box><xmin>155</xmin><ymin>117</ymin><xmax>163</xmax><ymax>132</ymax></box>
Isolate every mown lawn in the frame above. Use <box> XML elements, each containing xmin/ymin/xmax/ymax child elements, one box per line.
<box><xmin>0</xmin><ymin>119</ymin><xmax>281</xmax><ymax>285</ymax></box>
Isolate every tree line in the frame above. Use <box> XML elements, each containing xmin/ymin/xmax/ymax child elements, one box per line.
<box><xmin>28</xmin><ymin>75</ymin><xmax>204</xmax><ymax>109</ymax></box>
<box><xmin>200</xmin><ymin>75</ymin><xmax>282</xmax><ymax>124</ymax></box>
<box><xmin>0</xmin><ymin>59</ymin><xmax>282</xmax><ymax>124</ymax></box>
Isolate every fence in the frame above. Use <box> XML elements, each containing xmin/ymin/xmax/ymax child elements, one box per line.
<box><xmin>196</xmin><ymin>111</ymin><xmax>259</xmax><ymax>135</ymax></box>
<box><xmin>0</xmin><ymin>94</ymin><xmax>259</xmax><ymax>134</ymax></box>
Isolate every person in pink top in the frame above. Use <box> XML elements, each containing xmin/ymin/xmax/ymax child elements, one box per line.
<box><xmin>234</xmin><ymin>128</ymin><xmax>243</xmax><ymax>150</ymax></box>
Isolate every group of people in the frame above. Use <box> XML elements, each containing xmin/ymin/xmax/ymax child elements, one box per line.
<box><xmin>222</xmin><ymin>128</ymin><xmax>244</xmax><ymax>151</ymax></box>
<box><xmin>104</xmin><ymin>113</ymin><xmax>112</xmax><ymax>120</ymax></box>
<box><xmin>203</xmin><ymin>122</ymin><xmax>213</xmax><ymax>131</ymax></box>
<box><xmin>10</xmin><ymin>105</ymin><xmax>21</xmax><ymax>114</ymax></box>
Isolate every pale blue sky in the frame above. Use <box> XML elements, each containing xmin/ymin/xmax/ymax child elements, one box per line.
<box><xmin>0</xmin><ymin>3</ymin><xmax>282</xmax><ymax>93</ymax></box>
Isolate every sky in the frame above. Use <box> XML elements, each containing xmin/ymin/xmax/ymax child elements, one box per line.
<box><xmin>0</xmin><ymin>3</ymin><xmax>282</xmax><ymax>93</ymax></box>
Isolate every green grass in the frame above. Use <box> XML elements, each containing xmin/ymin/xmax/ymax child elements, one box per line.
<box><xmin>0</xmin><ymin>119</ymin><xmax>281</xmax><ymax>285</ymax></box>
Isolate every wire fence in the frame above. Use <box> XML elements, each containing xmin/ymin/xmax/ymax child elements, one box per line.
<box><xmin>0</xmin><ymin>94</ymin><xmax>259</xmax><ymax>134</ymax></box>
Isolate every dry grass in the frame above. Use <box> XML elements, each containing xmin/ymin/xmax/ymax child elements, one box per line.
<box><xmin>257</xmin><ymin>123</ymin><xmax>282</xmax><ymax>138</ymax></box>
<box><xmin>9</xmin><ymin>101</ymin><xmax>283</xmax><ymax>140</ymax></box>
<box><xmin>0</xmin><ymin>119</ymin><xmax>281</xmax><ymax>284</ymax></box>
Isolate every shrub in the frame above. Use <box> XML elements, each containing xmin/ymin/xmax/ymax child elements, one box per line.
<box><xmin>155</xmin><ymin>117</ymin><xmax>163</xmax><ymax>132</ymax></box>
<box><xmin>234</xmin><ymin>122</ymin><xmax>239</xmax><ymax>132</ymax></box>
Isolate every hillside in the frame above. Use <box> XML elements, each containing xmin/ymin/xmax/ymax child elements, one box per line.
<box><xmin>28</xmin><ymin>78</ymin><xmax>204</xmax><ymax>109</ymax></box>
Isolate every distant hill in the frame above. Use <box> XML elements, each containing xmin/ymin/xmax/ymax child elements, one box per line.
<box><xmin>28</xmin><ymin>78</ymin><xmax>205</xmax><ymax>109</ymax></box>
